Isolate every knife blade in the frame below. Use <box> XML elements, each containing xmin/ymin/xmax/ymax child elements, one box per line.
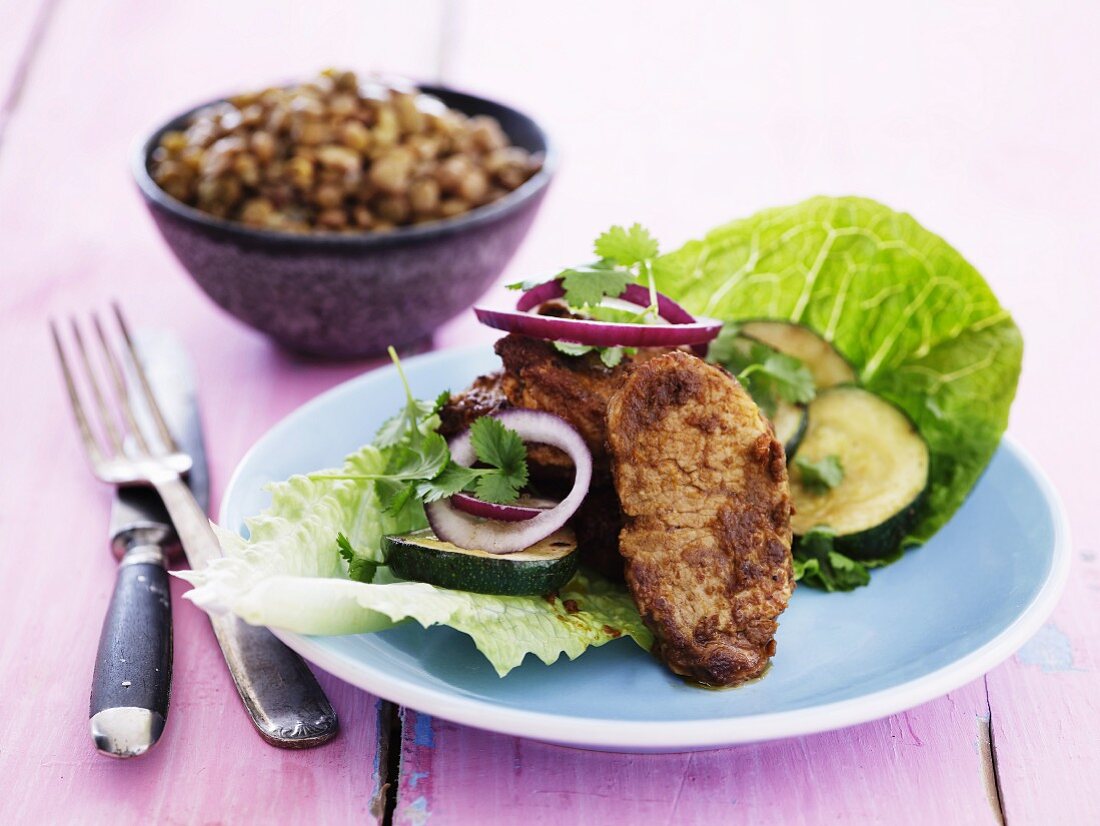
<box><xmin>109</xmin><ymin>332</ymin><xmax>208</xmax><ymax>546</ymax></box>
<box><xmin>115</xmin><ymin>332</ymin><xmax>337</xmax><ymax>748</ymax></box>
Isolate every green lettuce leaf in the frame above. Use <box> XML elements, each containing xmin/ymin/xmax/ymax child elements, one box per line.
<box><xmin>792</xmin><ymin>527</ymin><xmax>871</xmax><ymax>592</ymax></box>
<box><xmin>176</xmin><ymin>446</ymin><xmax>651</xmax><ymax>677</ymax></box>
<box><xmin>655</xmin><ymin>196</ymin><xmax>1022</xmax><ymax>557</ymax></box>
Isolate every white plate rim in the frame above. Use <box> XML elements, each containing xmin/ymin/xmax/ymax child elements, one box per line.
<box><xmin>219</xmin><ymin>345</ymin><xmax>1072</xmax><ymax>752</ymax></box>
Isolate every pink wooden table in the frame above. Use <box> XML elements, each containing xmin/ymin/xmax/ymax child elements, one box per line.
<box><xmin>2</xmin><ymin>2</ymin><xmax>1097</xmax><ymax>823</ymax></box>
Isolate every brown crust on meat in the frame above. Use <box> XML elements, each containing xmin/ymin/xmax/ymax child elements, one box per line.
<box><xmin>607</xmin><ymin>351</ymin><xmax>793</xmax><ymax>686</ymax></box>
<box><xmin>494</xmin><ymin>335</ymin><xmax>669</xmax><ymax>481</ymax></box>
<box><xmin>438</xmin><ymin>371</ymin><xmax>509</xmax><ymax>440</ymax></box>
<box><xmin>439</xmin><ymin>335</ymin><xmax>680</xmax><ymax>583</ymax></box>
<box><xmin>569</xmin><ymin>484</ymin><xmax>627</xmax><ymax>582</ymax></box>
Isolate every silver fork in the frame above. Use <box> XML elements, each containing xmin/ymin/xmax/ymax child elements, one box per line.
<box><xmin>52</xmin><ymin>307</ymin><xmax>202</xmax><ymax>538</ymax></box>
<box><xmin>52</xmin><ymin>305</ymin><xmax>338</xmax><ymax>755</ymax></box>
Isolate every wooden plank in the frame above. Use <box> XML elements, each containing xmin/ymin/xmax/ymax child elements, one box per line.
<box><xmin>0</xmin><ymin>0</ymin><xmax>446</xmax><ymax>822</ymax></box>
<box><xmin>988</xmin><ymin>574</ymin><xmax>1100</xmax><ymax>823</ymax></box>
<box><xmin>396</xmin><ymin>681</ymin><xmax>1001</xmax><ymax>825</ymax></box>
<box><xmin>405</xmin><ymin>1</ymin><xmax>1100</xmax><ymax>822</ymax></box>
<box><xmin>0</xmin><ymin>0</ymin><xmax>55</xmax><ymax>142</ymax></box>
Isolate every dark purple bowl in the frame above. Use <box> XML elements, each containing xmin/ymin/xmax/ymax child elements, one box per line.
<box><xmin>133</xmin><ymin>85</ymin><xmax>554</xmax><ymax>358</ymax></box>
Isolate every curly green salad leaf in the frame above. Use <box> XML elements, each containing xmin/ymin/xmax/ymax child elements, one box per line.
<box><xmin>177</xmin><ymin>435</ymin><xmax>650</xmax><ymax>678</ymax></box>
<box><xmin>793</xmin><ymin>528</ymin><xmax>871</xmax><ymax>592</ymax></box>
<box><xmin>655</xmin><ymin>195</ymin><xmax>1022</xmax><ymax>562</ymax></box>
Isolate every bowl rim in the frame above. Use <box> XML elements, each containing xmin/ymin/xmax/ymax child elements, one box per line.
<box><xmin>131</xmin><ymin>81</ymin><xmax>556</xmax><ymax>248</ymax></box>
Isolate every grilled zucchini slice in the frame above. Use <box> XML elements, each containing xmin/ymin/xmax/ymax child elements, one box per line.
<box><xmin>790</xmin><ymin>386</ymin><xmax>929</xmax><ymax>558</ymax></box>
<box><xmin>708</xmin><ymin>331</ymin><xmax>809</xmax><ymax>456</ymax></box>
<box><xmin>383</xmin><ymin>527</ymin><xmax>579</xmax><ymax>596</ymax></box>
<box><xmin>772</xmin><ymin>398</ymin><xmax>808</xmax><ymax>457</ymax></box>
<box><xmin>740</xmin><ymin>321</ymin><xmax>856</xmax><ymax>388</ymax></box>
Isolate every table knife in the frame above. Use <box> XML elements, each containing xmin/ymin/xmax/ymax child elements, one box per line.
<box><xmin>90</xmin><ymin>331</ymin><xmax>337</xmax><ymax>756</ymax></box>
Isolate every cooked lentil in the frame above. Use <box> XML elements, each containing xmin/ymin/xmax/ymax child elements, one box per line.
<box><xmin>149</xmin><ymin>69</ymin><xmax>543</xmax><ymax>233</ymax></box>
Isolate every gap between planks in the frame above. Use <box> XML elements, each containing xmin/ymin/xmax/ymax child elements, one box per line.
<box><xmin>381</xmin><ymin>702</ymin><xmax>403</xmax><ymax>826</ymax></box>
<box><xmin>981</xmin><ymin>675</ymin><xmax>1008</xmax><ymax>826</ymax></box>
<box><xmin>0</xmin><ymin>0</ymin><xmax>63</xmax><ymax>151</ymax></box>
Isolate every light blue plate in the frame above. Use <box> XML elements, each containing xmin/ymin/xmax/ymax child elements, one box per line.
<box><xmin>221</xmin><ymin>345</ymin><xmax>1070</xmax><ymax>752</ymax></box>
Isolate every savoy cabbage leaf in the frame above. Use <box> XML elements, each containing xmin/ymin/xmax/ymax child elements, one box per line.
<box><xmin>655</xmin><ymin>196</ymin><xmax>1022</xmax><ymax>556</ymax></box>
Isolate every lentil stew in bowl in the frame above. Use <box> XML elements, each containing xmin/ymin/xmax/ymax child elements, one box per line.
<box><xmin>134</xmin><ymin>71</ymin><xmax>553</xmax><ymax>357</ymax></box>
<box><xmin>148</xmin><ymin>68</ymin><xmax>544</xmax><ymax>234</ymax></box>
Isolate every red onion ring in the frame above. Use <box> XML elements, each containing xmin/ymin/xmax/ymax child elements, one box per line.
<box><xmin>516</xmin><ymin>280</ymin><xmax>696</xmax><ymax>325</ymax></box>
<box><xmin>426</xmin><ymin>410</ymin><xmax>592</xmax><ymax>554</ymax></box>
<box><xmin>450</xmin><ymin>493</ymin><xmax>554</xmax><ymax>522</ymax></box>
<box><xmin>474</xmin><ymin>306</ymin><xmax>721</xmax><ymax>350</ymax></box>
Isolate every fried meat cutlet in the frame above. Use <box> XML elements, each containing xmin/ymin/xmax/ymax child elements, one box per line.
<box><xmin>494</xmin><ymin>334</ymin><xmax>667</xmax><ymax>481</ymax></box>
<box><xmin>439</xmin><ymin>335</ymin><xmax>659</xmax><ymax>580</ymax></box>
<box><xmin>438</xmin><ymin>371</ymin><xmax>508</xmax><ymax>438</ymax></box>
<box><xmin>606</xmin><ymin>351</ymin><xmax>793</xmax><ymax>686</ymax></box>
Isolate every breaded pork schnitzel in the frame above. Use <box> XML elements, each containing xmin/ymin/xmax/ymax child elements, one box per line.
<box><xmin>606</xmin><ymin>351</ymin><xmax>793</xmax><ymax>686</ymax></box>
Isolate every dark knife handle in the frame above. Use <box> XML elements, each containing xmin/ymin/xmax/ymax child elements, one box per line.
<box><xmin>89</xmin><ymin>546</ymin><xmax>173</xmax><ymax>758</ymax></box>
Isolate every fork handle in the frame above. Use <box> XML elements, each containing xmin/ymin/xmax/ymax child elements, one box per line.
<box><xmin>89</xmin><ymin>546</ymin><xmax>173</xmax><ymax>758</ymax></box>
<box><xmin>152</xmin><ymin>475</ymin><xmax>339</xmax><ymax>748</ymax></box>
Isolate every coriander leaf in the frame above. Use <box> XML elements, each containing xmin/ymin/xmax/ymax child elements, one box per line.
<box><xmin>553</xmin><ymin>341</ymin><xmax>595</xmax><ymax>357</ymax></box>
<box><xmin>706</xmin><ymin>328</ymin><xmax>816</xmax><ymax>416</ymax></box>
<box><xmin>506</xmin><ymin>277</ymin><xmax>550</xmax><ymax>291</ymax></box>
<box><xmin>383</xmin><ymin>431</ymin><xmax>450</xmax><ymax>481</ymax></box>
<box><xmin>585</xmin><ymin>304</ymin><xmax>648</xmax><ymax>324</ymax></box>
<box><xmin>467</xmin><ymin>416</ymin><xmax>529</xmax><ymax>504</ymax></box>
<box><xmin>470</xmin><ymin>417</ymin><xmax>527</xmax><ymax>473</ymax></box>
<box><xmin>706</xmin><ymin>324</ymin><xmax>744</xmax><ymax>365</ymax></box>
<box><xmin>433</xmin><ymin>390</ymin><xmax>452</xmax><ymax>414</ymax></box>
<box><xmin>374</xmin><ymin>401</ymin><xmax>434</xmax><ymax>448</ymax></box>
<box><xmin>474</xmin><ymin>472</ymin><xmax>525</xmax><ymax>505</ymax></box>
<box><xmin>379</xmin><ymin>479</ymin><xmax>420</xmax><ymax>521</ymax></box>
<box><xmin>594</xmin><ymin>223</ymin><xmax>659</xmax><ymax>266</ymax></box>
<box><xmin>560</xmin><ymin>265</ymin><xmax>630</xmax><ymax>308</ymax></box>
<box><xmin>655</xmin><ymin>196</ymin><xmax>1022</xmax><ymax>559</ymax></box>
<box><xmin>739</xmin><ymin>348</ymin><xmax>816</xmax><ymax>407</ymax></box>
<box><xmin>391</xmin><ymin>486</ymin><xmax>426</xmax><ymax>527</ymax></box>
<box><xmin>374</xmin><ymin>347</ymin><xmax>437</xmax><ymax>448</ymax></box>
<box><xmin>794</xmin><ymin>454</ymin><xmax>844</xmax><ymax>493</ymax></box>
<box><xmin>600</xmin><ymin>346</ymin><xmax>626</xmax><ymax>368</ymax></box>
<box><xmin>417</xmin><ymin>462</ymin><xmax>480</xmax><ymax>502</ymax></box>
<box><xmin>793</xmin><ymin>527</ymin><xmax>870</xmax><ymax>592</ymax></box>
<box><xmin>553</xmin><ymin>340</ymin><xmax>630</xmax><ymax>370</ymax></box>
<box><xmin>337</xmin><ymin>533</ymin><xmax>378</xmax><ymax>583</ymax></box>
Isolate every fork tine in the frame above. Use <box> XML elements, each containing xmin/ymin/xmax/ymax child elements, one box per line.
<box><xmin>50</xmin><ymin>320</ymin><xmax>106</xmax><ymax>465</ymax></box>
<box><xmin>92</xmin><ymin>312</ymin><xmax>152</xmax><ymax>456</ymax></box>
<box><xmin>70</xmin><ymin>317</ymin><xmax>125</xmax><ymax>456</ymax></box>
<box><xmin>112</xmin><ymin>302</ymin><xmax>179</xmax><ymax>452</ymax></box>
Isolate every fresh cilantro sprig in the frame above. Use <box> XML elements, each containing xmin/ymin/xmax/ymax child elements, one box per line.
<box><xmin>374</xmin><ymin>346</ymin><xmax>440</xmax><ymax>449</ymax></box>
<box><xmin>337</xmin><ymin>533</ymin><xmax>378</xmax><ymax>583</ymax></box>
<box><xmin>552</xmin><ymin>341</ymin><xmax>633</xmax><ymax>368</ymax></box>
<box><xmin>708</xmin><ymin>326</ymin><xmax>815</xmax><ymax>416</ymax></box>
<box><xmin>459</xmin><ymin>417</ymin><xmax>529</xmax><ymax>503</ymax></box>
<box><xmin>558</xmin><ymin>262</ymin><xmax>631</xmax><ymax>309</ymax></box>
<box><xmin>310</xmin><ymin>349</ymin><xmax>530</xmax><ymax>514</ymax></box>
<box><xmin>507</xmin><ymin>223</ymin><xmax>662</xmax><ymax>365</ymax></box>
<box><xmin>792</xmin><ymin>527</ymin><xmax>870</xmax><ymax>592</ymax></box>
<box><xmin>794</xmin><ymin>455</ymin><xmax>844</xmax><ymax>493</ymax></box>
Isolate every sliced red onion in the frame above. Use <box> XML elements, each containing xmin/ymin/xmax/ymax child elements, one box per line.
<box><xmin>516</xmin><ymin>279</ymin><xmax>697</xmax><ymax>325</ymax></box>
<box><xmin>474</xmin><ymin>306</ymin><xmax>721</xmax><ymax>349</ymax></box>
<box><xmin>426</xmin><ymin>410</ymin><xmax>592</xmax><ymax>554</ymax></box>
<box><xmin>450</xmin><ymin>493</ymin><xmax>555</xmax><ymax>522</ymax></box>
